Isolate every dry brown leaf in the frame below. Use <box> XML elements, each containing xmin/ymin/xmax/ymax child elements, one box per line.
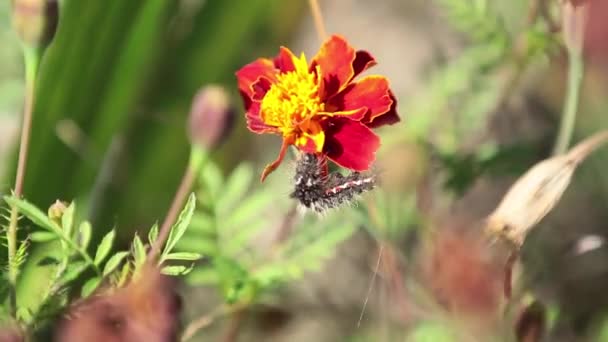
<box><xmin>485</xmin><ymin>130</ymin><xmax>608</xmax><ymax>248</ymax></box>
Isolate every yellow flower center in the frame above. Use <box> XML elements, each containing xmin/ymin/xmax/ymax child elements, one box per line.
<box><xmin>260</xmin><ymin>53</ymin><xmax>325</xmax><ymax>151</ymax></box>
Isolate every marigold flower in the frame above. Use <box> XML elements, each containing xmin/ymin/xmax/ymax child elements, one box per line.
<box><xmin>236</xmin><ymin>35</ymin><xmax>400</xmax><ymax>181</ymax></box>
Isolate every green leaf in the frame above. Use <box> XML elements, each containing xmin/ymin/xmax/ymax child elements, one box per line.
<box><xmin>162</xmin><ymin>252</ymin><xmax>202</xmax><ymax>261</ymax></box>
<box><xmin>176</xmin><ymin>236</ymin><xmax>218</xmax><ymax>256</ymax></box>
<box><xmin>132</xmin><ymin>234</ymin><xmax>146</xmax><ymax>268</ymax></box>
<box><xmin>30</xmin><ymin>231</ymin><xmax>58</xmax><ymax>243</ymax></box>
<box><xmin>162</xmin><ymin>193</ymin><xmax>196</xmax><ymax>257</ymax></box>
<box><xmin>148</xmin><ymin>223</ymin><xmax>159</xmax><ymax>245</ymax></box>
<box><xmin>224</xmin><ymin>190</ymin><xmax>275</xmax><ymax>227</ymax></box>
<box><xmin>4</xmin><ymin>196</ymin><xmax>61</xmax><ymax>234</ymax></box>
<box><xmin>81</xmin><ymin>277</ymin><xmax>102</xmax><ymax>297</ymax></box>
<box><xmin>61</xmin><ymin>202</ymin><xmax>76</xmax><ymax>237</ymax></box>
<box><xmin>216</xmin><ymin>163</ymin><xmax>253</xmax><ymax>213</ymax></box>
<box><xmin>78</xmin><ymin>221</ymin><xmax>92</xmax><ymax>249</ymax></box>
<box><xmin>161</xmin><ymin>265</ymin><xmax>193</xmax><ymax>276</ymax></box>
<box><xmin>117</xmin><ymin>262</ymin><xmax>131</xmax><ymax>287</ymax></box>
<box><xmin>189</xmin><ymin>212</ymin><xmax>216</xmax><ymax>235</ymax></box>
<box><xmin>199</xmin><ymin>162</ymin><xmax>224</xmax><ymax>203</ymax></box>
<box><xmin>103</xmin><ymin>251</ymin><xmax>129</xmax><ymax>276</ymax></box>
<box><xmin>409</xmin><ymin>321</ymin><xmax>456</xmax><ymax>342</ymax></box>
<box><xmin>94</xmin><ymin>229</ymin><xmax>115</xmax><ymax>265</ymax></box>
<box><xmin>187</xmin><ymin>268</ymin><xmax>220</xmax><ymax>285</ymax></box>
<box><xmin>59</xmin><ymin>260</ymin><xmax>88</xmax><ymax>285</ymax></box>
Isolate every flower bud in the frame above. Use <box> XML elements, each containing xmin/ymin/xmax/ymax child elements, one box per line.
<box><xmin>188</xmin><ymin>85</ymin><xmax>235</xmax><ymax>150</ymax></box>
<box><xmin>486</xmin><ymin>130</ymin><xmax>608</xmax><ymax>248</ymax></box>
<box><xmin>562</xmin><ymin>0</ymin><xmax>588</xmax><ymax>54</ymax></box>
<box><xmin>11</xmin><ymin>0</ymin><xmax>59</xmax><ymax>49</ymax></box>
<box><xmin>48</xmin><ymin>200</ymin><xmax>67</xmax><ymax>224</ymax></box>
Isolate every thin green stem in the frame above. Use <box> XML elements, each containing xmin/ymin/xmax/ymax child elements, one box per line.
<box><xmin>7</xmin><ymin>46</ymin><xmax>40</xmax><ymax>317</ymax></box>
<box><xmin>149</xmin><ymin>146</ymin><xmax>207</xmax><ymax>261</ymax></box>
<box><xmin>553</xmin><ymin>50</ymin><xmax>584</xmax><ymax>155</ymax></box>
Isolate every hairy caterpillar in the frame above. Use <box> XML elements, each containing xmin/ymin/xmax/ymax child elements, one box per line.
<box><xmin>290</xmin><ymin>153</ymin><xmax>376</xmax><ymax>213</ymax></box>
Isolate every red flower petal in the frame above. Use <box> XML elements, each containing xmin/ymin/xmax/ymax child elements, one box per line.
<box><xmin>311</xmin><ymin>35</ymin><xmax>356</xmax><ymax>100</ymax></box>
<box><xmin>353</xmin><ymin>50</ymin><xmax>377</xmax><ymax>78</ymax></box>
<box><xmin>235</xmin><ymin>58</ymin><xmax>276</xmax><ymax>99</ymax></box>
<box><xmin>260</xmin><ymin>137</ymin><xmax>293</xmax><ymax>182</ymax></box>
<box><xmin>242</xmin><ymin>77</ymin><xmax>277</xmax><ymax>133</ymax></box>
<box><xmin>328</xmin><ymin>75</ymin><xmax>393</xmax><ymax>120</ymax></box>
<box><xmin>273</xmin><ymin>47</ymin><xmax>297</xmax><ymax>73</ymax></box>
<box><xmin>366</xmin><ymin>91</ymin><xmax>400</xmax><ymax>128</ymax></box>
<box><xmin>244</xmin><ymin>99</ymin><xmax>277</xmax><ymax>134</ymax></box>
<box><xmin>324</xmin><ymin>118</ymin><xmax>380</xmax><ymax>171</ymax></box>
<box><xmin>320</xmin><ymin>107</ymin><xmax>368</xmax><ymax>121</ymax></box>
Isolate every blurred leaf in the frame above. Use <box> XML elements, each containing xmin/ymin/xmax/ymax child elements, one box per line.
<box><xmin>4</xmin><ymin>196</ymin><xmax>61</xmax><ymax>235</ymax></box>
<box><xmin>216</xmin><ymin>163</ymin><xmax>254</xmax><ymax>213</ymax></box>
<box><xmin>94</xmin><ymin>229</ymin><xmax>115</xmax><ymax>265</ymax></box>
<box><xmin>81</xmin><ymin>277</ymin><xmax>101</xmax><ymax>298</ymax></box>
<box><xmin>132</xmin><ymin>234</ymin><xmax>146</xmax><ymax>268</ymax></box>
<box><xmin>103</xmin><ymin>251</ymin><xmax>129</xmax><ymax>277</ymax></box>
<box><xmin>409</xmin><ymin>322</ymin><xmax>456</xmax><ymax>342</ymax></box>
<box><xmin>161</xmin><ymin>265</ymin><xmax>193</xmax><ymax>276</ymax></box>
<box><xmin>30</xmin><ymin>232</ymin><xmax>57</xmax><ymax>243</ymax></box>
<box><xmin>77</xmin><ymin>221</ymin><xmax>92</xmax><ymax>250</ymax></box>
<box><xmin>163</xmin><ymin>252</ymin><xmax>202</xmax><ymax>261</ymax></box>
<box><xmin>58</xmin><ymin>260</ymin><xmax>87</xmax><ymax>285</ymax></box>
<box><xmin>61</xmin><ymin>202</ymin><xmax>75</xmax><ymax>237</ymax></box>
<box><xmin>148</xmin><ymin>222</ymin><xmax>159</xmax><ymax>245</ymax></box>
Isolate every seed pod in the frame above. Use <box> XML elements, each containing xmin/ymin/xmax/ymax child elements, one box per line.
<box><xmin>188</xmin><ymin>85</ymin><xmax>235</xmax><ymax>150</ymax></box>
<box><xmin>486</xmin><ymin>130</ymin><xmax>608</xmax><ymax>248</ymax></box>
<box><xmin>11</xmin><ymin>0</ymin><xmax>59</xmax><ymax>49</ymax></box>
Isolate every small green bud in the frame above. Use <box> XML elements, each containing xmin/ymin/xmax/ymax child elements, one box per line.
<box><xmin>11</xmin><ymin>0</ymin><xmax>59</xmax><ymax>49</ymax></box>
<box><xmin>188</xmin><ymin>85</ymin><xmax>235</xmax><ymax>150</ymax></box>
<box><xmin>48</xmin><ymin>199</ymin><xmax>67</xmax><ymax>224</ymax></box>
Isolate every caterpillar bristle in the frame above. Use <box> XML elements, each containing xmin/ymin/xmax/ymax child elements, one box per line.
<box><xmin>290</xmin><ymin>153</ymin><xmax>376</xmax><ymax>214</ymax></box>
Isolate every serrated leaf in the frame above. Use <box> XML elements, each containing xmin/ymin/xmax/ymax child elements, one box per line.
<box><xmin>103</xmin><ymin>251</ymin><xmax>129</xmax><ymax>276</ymax></box>
<box><xmin>148</xmin><ymin>223</ymin><xmax>159</xmax><ymax>245</ymax></box>
<box><xmin>4</xmin><ymin>196</ymin><xmax>61</xmax><ymax>234</ymax></box>
<box><xmin>78</xmin><ymin>221</ymin><xmax>92</xmax><ymax>250</ymax></box>
<box><xmin>81</xmin><ymin>277</ymin><xmax>102</xmax><ymax>297</ymax></box>
<box><xmin>162</xmin><ymin>193</ymin><xmax>196</xmax><ymax>258</ymax></box>
<box><xmin>30</xmin><ymin>231</ymin><xmax>58</xmax><ymax>243</ymax></box>
<box><xmin>132</xmin><ymin>234</ymin><xmax>146</xmax><ymax>268</ymax></box>
<box><xmin>161</xmin><ymin>265</ymin><xmax>193</xmax><ymax>276</ymax></box>
<box><xmin>216</xmin><ymin>163</ymin><xmax>253</xmax><ymax>213</ymax></box>
<box><xmin>94</xmin><ymin>229</ymin><xmax>115</xmax><ymax>265</ymax></box>
<box><xmin>162</xmin><ymin>252</ymin><xmax>202</xmax><ymax>261</ymax></box>
<box><xmin>61</xmin><ymin>202</ymin><xmax>75</xmax><ymax>237</ymax></box>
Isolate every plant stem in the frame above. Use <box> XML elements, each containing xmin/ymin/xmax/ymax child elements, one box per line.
<box><xmin>7</xmin><ymin>46</ymin><xmax>39</xmax><ymax>317</ymax></box>
<box><xmin>553</xmin><ymin>51</ymin><xmax>584</xmax><ymax>155</ymax></box>
<box><xmin>308</xmin><ymin>0</ymin><xmax>327</xmax><ymax>41</ymax></box>
<box><xmin>148</xmin><ymin>147</ymin><xmax>206</xmax><ymax>260</ymax></box>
